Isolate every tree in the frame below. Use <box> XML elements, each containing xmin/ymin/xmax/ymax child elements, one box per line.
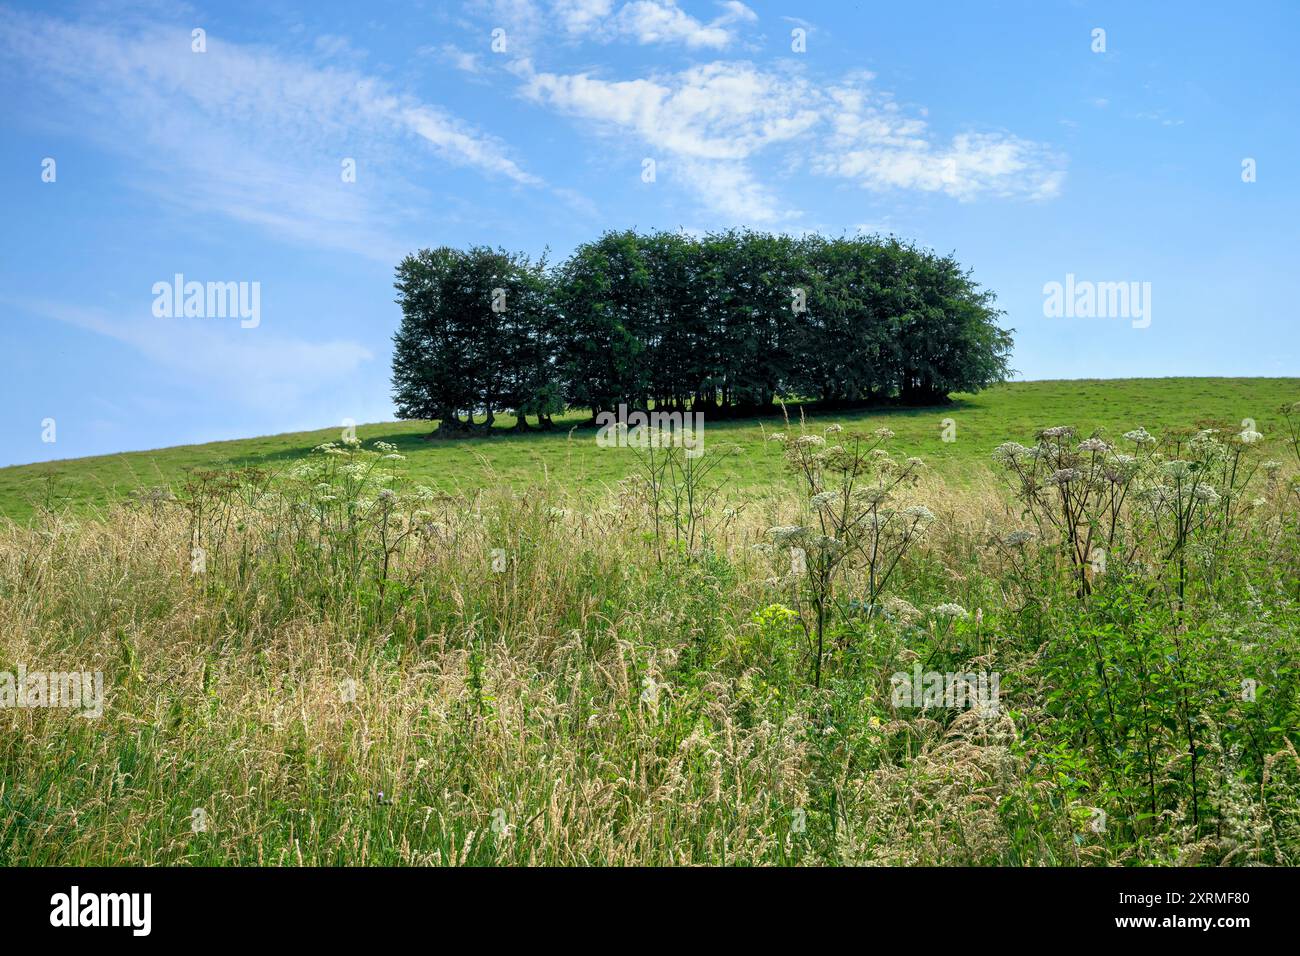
<box><xmin>392</xmin><ymin>246</ymin><xmax>553</xmax><ymax>431</ymax></box>
<box><xmin>552</xmin><ymin>231</ymin><xmax>653</xmax><ymax>418</ymax></box>
<box><xmin>391</xmin><ymin>230</ymin><xmax>1013</xmax><ymax>433</ymax></box>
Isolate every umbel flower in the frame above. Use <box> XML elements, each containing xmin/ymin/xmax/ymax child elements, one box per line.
<box><xmin>1192</xmin><ymin>484</ymin><xmax>1221</xmax><ymax>505</ymax></box>
<box><xmin>810</xmin><ymin>491</ymin><xmax>841</xmax><ymax>511</ymax></box>
<box><xmin>992</xmin><ymin>442</ymin><xmax>1031</xmax><ymax>464</ymax></box>
<box><xmin>1046</xmin><ymin>468</ymin><xmax>1083</xmax><ymax>486</ymax></box>
<box><xmin>931</xmin><ymin>603</ymin><xmax>968</xmax><ymax>618</ymax></box>
<box><xmin>766</xmin><ymin>526</ymin><xmax>808</xmax><ymax>546</ymax></box>
<box><xmin>1002</xmin><ymin>529</ymin><xmax>1036</xmax><ymax>547</ymax></box>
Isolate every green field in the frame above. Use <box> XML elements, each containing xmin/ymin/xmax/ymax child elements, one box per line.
<box><xmin>3</xmin><ymin>377</ymin><xmax>1297</xmax><ymax>522</ymax></box>
<box><xmin>4</xmin><ymin>374</ymin><xmax>1299</xmax><ymax>866</ymax></box>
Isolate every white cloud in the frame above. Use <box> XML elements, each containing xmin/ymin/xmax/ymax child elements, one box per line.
<box><xmin>0</xmin><ymin>9</ymin><xmax>541</xmax><ymax>260</ymax></box>
<box><xmin>553</xmin><ymin>0</ymin><xmax>616</xmax><ymax>34</ymax></box>
<box><xmin>515</xmin><ymin>59</ymin><xmax>1064</xmax><ymax>220</ymax></box>
<box><xmin>549</xmin><ymin>0</ymin><xmax>755</xmax><ymax>49</ymax></box>
<box><xmin>813</xmin><ymin>77</ymin><xmax>1065</xmax><ymax>201</ymax></box>
<box><xmin>517</xmin><ymin>60</ymin><xmax>815</xmax><ymax>221</ymax></box>
<box><xmin>429</xmin><ymin>43</ymin><xmax>486</xmax><ymax>74</ymax></box>
<box><xmin>610</xmin><ymin>1</ymin><xmax>752</xmax><ymax>49</ymax></box>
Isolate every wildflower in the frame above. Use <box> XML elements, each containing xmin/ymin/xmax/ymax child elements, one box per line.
<box><xmin>1039</xmin><ymin>426</ymin><xmax>1075</xmax><ymax>439</ymax></box>
<box><xmin>824</xmin><ymin>423</ymin><xmax>843</xmax><ymax>434</ymax></box>
<box><xmin>1163</xmin><ymin>460</ymin><xmax>1193</xmax><ymax>481</ymax></box>
<box><xmin>810</xmin><ymin>491</ymin><xmax>840</xmax><ymax>511</ymax></box>
<box><xmin>1238</xmin><ymin>428</ymin><xmax>1263</xmax><ymax>445</ymax></box>
<box><xmin>902</xmin><ymin>505</ymin><xmax>935</xmax><ymax>524</ymax></box>
<box><xmin>1123</xmin><ymin>427</ymin><xmax>1157</xmax><ymax>446</ymax></box>
<box><xmin>1046</xmin><ymin>468</ymin><xmax>1082</xmax><ymax>486</ymax></box>
<box><xmin>767</xmin><ymin>432</ymin><xmax>787</xmax><ymax>443</ymax></box>
<box><xmin>1192</xmin><ymin>485</ymin><xmax>1221</xmax><ymax>505</ymax></box>
<box><xmin>853</xmin><ymin>487</ymin><xmax>891</xmax><ymax>506</ymax></box>
<box><xmin>794</xmin><ymin>434</ymin><xmax>825</xmax><ymax>447</ymax></box>
<box><xmin>1138</xmin><ymin>485</ymin><xmax>1175</xmax><ymax>509</ymax></box>
<box><xmin>377</xmin><ymin>489</ymin><xmax>398</xmax><ymax>504</ymax></box>
<box><xmin>1077</xmin><ymin>437</ymin><xmax>1110</xmax><ymax>453</ymax></box>
<box><xmin>992</xmin><ymin>442</ymin><xmax>1031</xmax><ymax>464</ymax></box>
<box><xmin>882</xmin><ymin>596</ymin><xmax>921</xmax><ymax>624</ymax></box>
<box><xmin>806</xmin><ymin>534</ymin><xmax>844</xmax><ymax>556</ymax></box>
<box><xmin>873</xmin><ymin>427</ymin><xmax>895</xmax><ymax>440</ymax></box>
<box><xmin>766</xmin><ymin>526</ymin><xmax>808</xmax><ymax>546</ymax></box>
<box><xmin>931</xmin><ymin>603</ymin><xmax>968</xmax><ymax>618</ymax></box>
<box><xmin>872</xmin><ymin>451</ymin><xmax>898</xmax><ymax>473</ymax></box>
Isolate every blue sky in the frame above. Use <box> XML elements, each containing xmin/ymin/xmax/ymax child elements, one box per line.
<box><xmin>1</xmin><ymin>0</ymin><xmax>1296</xmax><ymax>466</ymax></box>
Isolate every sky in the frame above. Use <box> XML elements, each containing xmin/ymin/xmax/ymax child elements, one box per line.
<box><xmin>1</xmin><ymin>0</ymin><xmax>1297</xmax><ymax>466</ymax></box>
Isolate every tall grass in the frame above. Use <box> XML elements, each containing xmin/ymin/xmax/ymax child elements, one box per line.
<box><xmin>1</xmin><ymin>421</ymin><xmax>1298</xmax><ymax>866</ymax></box>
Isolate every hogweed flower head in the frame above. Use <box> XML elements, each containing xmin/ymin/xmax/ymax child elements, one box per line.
<box><xmin>931</xmin><ymin>603</ymin><xmax>968</xmax><ymax>618</ymax></box>
<box><xmin>1123</xmin><ymin>427</ymin><xmax>1156</xmax><ymax>447</ymax></box>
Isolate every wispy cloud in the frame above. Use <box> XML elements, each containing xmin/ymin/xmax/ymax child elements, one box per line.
<box><xmin>513</xmin><ymin>58</ymin><xmax>1065</xmax><ymax>221</ymax></box>
<box><xmin>20</xmin><ymin>298</ymin><xmax>374</xmax><ymax>411</ymax></box>
<box><xmin>485</xmin><ymin>0</ymin><xmax>756</xmax><ymax>51</ymax></box>
<box><xmin>0</xmin><ymin>8</ymin><xmax>542</xmax><ymax>261</ymax></box>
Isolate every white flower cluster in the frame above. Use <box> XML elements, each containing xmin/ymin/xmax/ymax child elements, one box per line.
<box><xmin>766</xmin><ymin>525</ymin><xmax>808</xmax><ymax>546</ymax></box>
<box><xmin>810</xmin><ymin>491</ymin><xmax>841</xmax><ymax>511</ymax></box>
<box><xmin>1123</xmin><ymin>427</ymin><xmax>1156</xmax><ymax>446</ymax></box>
<box><xmin>931</xmin><ymin>603</ymin><xmax>968</xmax><ymax>618</ymax></box>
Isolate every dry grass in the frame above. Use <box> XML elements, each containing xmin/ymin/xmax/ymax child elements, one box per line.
<box><xmin>1</xmin><ymin>438</ymin><xmax>1297</xmax><ymax>866</ymax></box>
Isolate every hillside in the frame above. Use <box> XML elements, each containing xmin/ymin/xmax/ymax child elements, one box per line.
<box><xmin>2</xmin><ymin>377</ymin><xmax>1297</xmax><ymax>521</ymax></box>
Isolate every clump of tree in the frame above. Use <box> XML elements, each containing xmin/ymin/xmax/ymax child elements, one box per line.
<box><xmin>391</xmin><ymin>230</ymin><xmax>1011</xmax><ymax>432</ymax></box>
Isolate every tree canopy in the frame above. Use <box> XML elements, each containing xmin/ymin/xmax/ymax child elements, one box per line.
<box><xmin>392</xmin><ymin>230</ymin><xmax>1012</xmax><ymax>429</ymax></box>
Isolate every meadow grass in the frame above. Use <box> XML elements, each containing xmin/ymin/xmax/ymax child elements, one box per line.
<box><xmin>3</xmin><ymin>377</ymin><xmax>1297</xmax><ymax>523</ymax></box>
<box><xmin>1</xmin><ymin>383</ymin><xmax>1298</xmax><ymax>866</ymax></box>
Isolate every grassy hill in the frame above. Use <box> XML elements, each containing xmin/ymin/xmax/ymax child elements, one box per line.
<box><xmin>3</xmin><ymin>374</ymin><xmax>1298</xmax><ymax>865</ymax></box>
<box><xmin>3</xmin><ymin>377</ymin><xmax>1297</xmax><ymax>521</ymax></box>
